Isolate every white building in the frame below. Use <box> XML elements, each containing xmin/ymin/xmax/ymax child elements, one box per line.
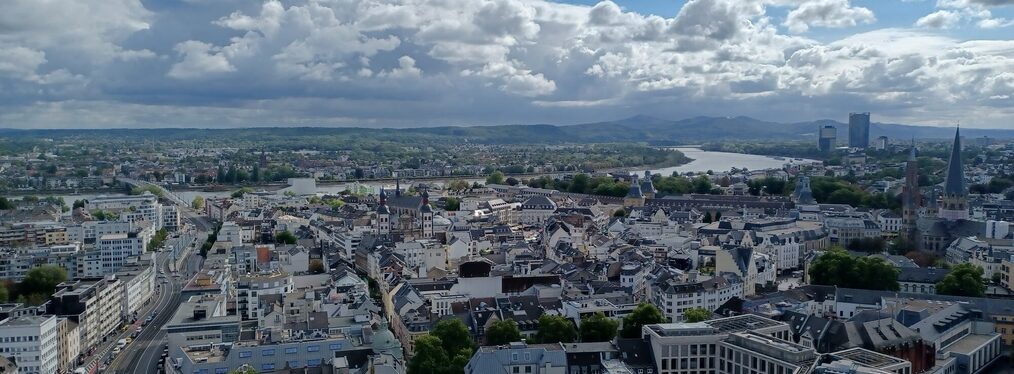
<box><xmin>47</xmin><ymin>277</ymin><xmax>124</xmax><ymax>350</ymax></box>
<box><xmin>650</xmin><ymin>273</ymin><xmax>743</xmax><ymax>322</ymax></box>
<box><xmin>98</xmin><ymin>232</ymin><xmax>146</xmax><ymax>275</ymax></box>
<box><xmin>0</xmin><ymin>315</ymin><xmax>59</xmax><ymax>374</ymax></box>
<box><xmin>236</xmin><ymin>272</ymin><xmax>294</xmax><ymax>320</ymax></box>
<box><xmin>519</xmin><ymin>196</ymin><xmax>557</xmax><ymax>226</ymax></box>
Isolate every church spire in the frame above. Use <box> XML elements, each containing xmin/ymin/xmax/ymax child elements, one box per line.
<box><xmin>943</xmin><ymin>126</ymin><xmax>966</xmax><ymax>196</ymax></box>
<box><xmin>939</xmin><ymin>126</ymin><xmax>968</xmax><ymax>221</ymax></box>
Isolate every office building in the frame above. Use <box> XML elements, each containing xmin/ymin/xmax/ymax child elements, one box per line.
<box><xmin>849</xmin><ymin>112</ymin><xmax>870</xmax><ymax>148</ymax></box>
<box><xmin>0</xmin><ymin>315</ymin><xmax>59</xmax><ymax>374</ymax></box>
<box><xmin>46</xmin><ymin>276</ymin><xmax>124</xmax><ymax>350</ymax></box>
<box><xmin>819</xmin><ymin>125</ymin><xmax>837</xmax><ymax>152</ymax></box>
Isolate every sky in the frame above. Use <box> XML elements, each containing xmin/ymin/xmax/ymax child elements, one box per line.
<box><xmin>1</xmin><ymin>0</ymin><xmax>1013</xmax><ymax>129</ymax></box>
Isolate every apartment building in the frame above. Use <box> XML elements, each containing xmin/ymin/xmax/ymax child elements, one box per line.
<box><xmin>46</xmin><ymin>276</ymin><xmax>124</xmax><ymax>350</ymax></box>
<box><xmin>0</xmin><ymin>315</ymin><xmax>59</xmax><ymax>374</ymax></box>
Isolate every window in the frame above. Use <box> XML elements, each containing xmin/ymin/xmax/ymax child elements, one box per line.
<box><xmin>513</xmin><ymin>367</ymin><xmax>519</xmax><ymax>374</ymax></box>
<box><xmin>285</xmin><ymin>347</ymin><xmax>298</xmax><ymax>354</ymax></box>
<box><xmin>262</xmin><ymin>349</ymin><xmax>275</xmax><ymax>356</ymax></box>
<box><xmin>329</xmin><ymin>343</ymin><xmax>342</xmax><ymax>350</ymax></box>
<box><xmin>288</xmin><ymin>360</ymin><xmax>300</xmax><ymax>368</ymax></box>
<box><xmin>261</xmin><ymin>363</ymin><xmax>275</xmax><ymax>371</ymax></box>
<box><xmin>307</xmin><ymin>359</ymin><xmax>321</xmax><ymax>367</ymax></box>
<box><xmin>214</xmin><ymin>369</ymin><xmax>228</xmax><ymax>374</ymax></box>
<box><xmin>307</xmin><ymin>345</ymin><xmax>320</xmax><ymax>352</ymax></box>
<box><xmin>238</xmin><ymin>351</ymin><xmax>252</xmax><ymax>358</ymax></box>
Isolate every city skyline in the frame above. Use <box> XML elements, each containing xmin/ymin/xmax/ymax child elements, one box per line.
<box><xmin>1</xmin><ymin>0</ymin><xmax>1013</xmax><ymax>129</ymax></box>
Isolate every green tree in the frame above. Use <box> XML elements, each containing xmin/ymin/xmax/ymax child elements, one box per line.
<box><xmin>808</xmin><ymin>248</ymin><xmax>899</xmax><ymax>291</ymax></box>
<box><xmin>0</xmin><ymin>197</ymin><xmax>12</xmax><ymax>210</ymax></box>
<box><xmin>72</xmin><ymin>199</ymin><xmax>86</xmax><ymax>210</ymax></box>
<box><xmin>936</xmin><ymin>263</ymin><xmax>986</xmax><ymax>297</ymax></box>
<box><xmin>486</xmin><ymin>171</ymin><xmax>506</xmax><ymax>185</ymax></box>
<box><xmin>251</xmin><ymin>166</ymin><xmax>260</xmax><ymax>182</ymax></box>
<box><xmin>408</xmin><ymin>335</ymin><xmax>450</xmax><ymax>374</ymax></box>
<box><xmin>231</xmin><ymin>187</ymin><xmax>253</xmax><ymax>198</ymax></box>
<box><xmin>536</xmin><ymin>315</ymin><xmax>577</xmax><ymax>343</ymax></box>
<box><xmin>448</xmin><ymin>180</ymin><xmax>471</xmax><ymax>191</ymax></box>
<box><xmin>579</xmin><ymin>312</ymin><xmax>618</xmax><ymax>342</ymax></box>
<box><xmin>431</xmin><ymin>319</ymin><xmax>475</xmax><ymax>356</ymax></box>
<box><xmin>0</xmin><ymin>283</ymin><xmax>8</xmax><ymax>303</ymax></box>
<box><xmin>485</xmin><ymin>319</ymin><xmax>522</xmax><ymax>346</ymax></box>
<box><xmin>191</xmin><ymin>196</ymin><xmax>204</xmax><ymax>210</ymax></box>
<box><xmin>22</xmin><ymin>265</ymin><xmax>67</xmax><ymax>296</ymax></box>
<box><xmin>693</xmin><ymin>176</ymin><xmax>713</xmax><ymax>194</ymax></box>
<box><xmin>444</xmin><ymin>197</ymin><xmax>460</xmax><ymax>211</ymax></box>
<box><xmin>276</xmin><ymin>231</ymin><xmax>297</xmax><ymax>245</ymax></box>
<box><xmin>621</xmin><ymin>303</ymin><xmax>666</xmax><ymax>338</ymax></box>
<box><xmin>684</xmin><ymin>307</ymin><xmax>711</xmax><ymax>323</ymax></box>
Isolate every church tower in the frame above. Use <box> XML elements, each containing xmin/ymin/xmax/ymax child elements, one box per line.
<box><xmin>641</xmin><ymin>171</ymin><xmax>656</xmax><ymax>199</ymax></box>
<box><xmin>624</xmin><ymin>175</ymin><xmax>645</xmax><ymax>207</ymax></box>
<box><xmin>420</xmin><ymin>189</ymin><xmax>433</xmax><ymax>238</ymax></box>
<box><xmin>375</xmin><ymin>188</ymin><xmax>391</xmax><ymax>234</ymax></box>
<box><xmin>902</xmin><ymin>141</ymin><xmax>920</xmax><ymax>240</ymax></box>
<box><xmin>939</xmin><ymin>127</ymin><xmax>968</xmax><ymax>221</ymax></box>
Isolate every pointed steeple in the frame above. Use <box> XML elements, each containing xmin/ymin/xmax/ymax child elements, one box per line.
<box><xmin>943</xmin><ymin>126</ymin><xmax>966</xmax><ymax>196</ymax></box>
<box><xmin>395</xmin><ymin>179</ymin><xmax>401</xmax><ymax>197</ymax></box>
<box><xmin>908</xmin><ymin>138</ymin><xmax>917</xmax><ymax>162</ymax></box>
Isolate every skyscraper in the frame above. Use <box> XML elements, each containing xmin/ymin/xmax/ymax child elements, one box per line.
<box><xmin>848</xmin><ymin>112</ymin><xmax>870</xmax><ymax>148</ymax></box>
<box><xmin>818</xmin><ymin>125</ymin><xmax>836</xmax><ymax>152</ymax></box>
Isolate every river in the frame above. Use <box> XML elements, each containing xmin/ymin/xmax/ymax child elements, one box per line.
<box><xmin>7</xmin><ymin>149</ymin><xmax>814</xmax><ymax>203</ymax></box>
<box><xmin>637</xmin><ymin>147</ymin><xmax>819</xmax><ymax>176</ymax></box>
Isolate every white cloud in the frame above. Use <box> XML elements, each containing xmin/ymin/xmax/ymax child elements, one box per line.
<box><xmin>167</xmin><ymin>41</ymin><xmax>235</xmax><ymax>80</ymax></box>
<box><xmin>784</xmin><ymin>0</ymin><xmax>876</xmax><ymax>33</ymax></box>
<box><xmin>916</xmin><ymin>10</ymin><xmax>962</xmax><ymax>28</ymax></box>
<box><xmin>1</xmin><ymin>0</ymin><xmax>1013</xmax><ymax>128</ymax></box>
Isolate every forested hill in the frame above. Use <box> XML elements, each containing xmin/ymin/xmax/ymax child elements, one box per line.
<box><xmin>2</xmin><ymin>115</ymin><xmax>1011</xmax><ymax>144</ymax></box>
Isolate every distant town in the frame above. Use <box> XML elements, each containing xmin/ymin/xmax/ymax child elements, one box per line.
<box><xmin>1</xmin><ymin>113</ymin><xmax>1014</xmax><ymax>374</ymax></box>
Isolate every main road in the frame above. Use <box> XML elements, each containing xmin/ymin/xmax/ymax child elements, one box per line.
<box><xmin>105</xmin><ymin>177</ymin><xmax>212</xmax><ymax>374</ymax></box>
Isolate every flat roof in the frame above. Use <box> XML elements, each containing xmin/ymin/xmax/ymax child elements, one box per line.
<box><xmin>945</xmin><ymin>334</ymin><xmax>997</xmax><ymax>355</ymax></box>
<box><xmin>832</xmin><ymin>348</ymin><xmax>909</xmax><ymax>368</ymax></box>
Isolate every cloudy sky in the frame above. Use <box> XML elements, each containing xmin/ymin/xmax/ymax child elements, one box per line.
<box><xmin>1</xmin><ymin>0</ymin><xmax>1013</xmax><ymax>129</ymax></box>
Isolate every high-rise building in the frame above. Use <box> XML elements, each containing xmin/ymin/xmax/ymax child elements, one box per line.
<box><xmin>818</xmin><ymin>125</ymin><xmax>837</xmax><ymax>152</ymax></box>
<box><xmin>848</xmin><ymin>112</ymin><xmax>870</xmax><ymax>148</ymax></box>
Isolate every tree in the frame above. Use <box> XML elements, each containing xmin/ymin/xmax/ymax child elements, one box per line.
<box><xmin>536</xmin><ymin>315</ymin><xmax>577</xmax><ymax>343</ymax></box>
<box><xmin>936</xmin><ymin>264</ymin><xmax>986</xmax><ymax>297</ymax></box>
<box><xmin>486</xmin><ymin>319</ymin><xmax>522</xmax><ymax>346</ymax></box>
<box><xmin>251</xmin><ymin>166</ymin><xmax>260</xmax><ymax>182</ymax></box>
<box><xmin>72</xmin><ymin>199</ymin><xmax>86</xmax><ymax>210</ymax></box>
<box><xmin>486</xmin><ymin>171</ymin><xmax>506</xmax><ymax>185</ymax></box>
<box><xmin>191</xmin><ymin>196</ymin><xmax>205</xmax><ymax>210</ymax></box>
<box><xmin>276</xmin><ymin>231</ymin><xmax>297</xmax><ymax>245</ymax></box>
<box><xmin>621</xmin><ymin>303</ymin><xmax>665</xmax><ymax>338</ymax></box>
<box><xmin>309</xmin><ymin>259</ymin><xmax>325</xmax><ymax>274</ymax></box>
<box><xmin>684</xmin><ymin>307</ymin><xmax>711</xmax><ymax>323</ymax></box>
<box><xmin>505</xmin><ymin>177</ymin><xmax>519</xmax><ymax>186</ymax></box>
<box><xmin>217</xmin><ymin>165</ymin><xmax>226</xmax><ymax>183</ymax></box>
<box><xmin>229</xmin><ymin>367</ymin><xmax>257</xmax><ymax>374</ymax></box>
<box><xmin>0</xmin><ymin>197</ymin><xmax>12</xmax><ymax>210</ymax></box>
<box><xmin>22</xmin><ymin>265</ymin><xmax>67</xmax><ymax>296</ymax></box>
<box><xmin>231</xmin><ymin>187</ymin><xmax>253</xmax><ymax>198</ymax></box>
<box><xmin>579</xmin><ymin>312</ymin><xmax>618</xmax><ymax>342</ymax></box>
<box><xmin>0</xmin><ymin>283</ymin><xmax>8</xmax><ymax>303</ymax></box>
<box><xmin>447</xmin><ymin>180</ymin><xmax>470</xmax><ymax>191</ymax></box>
<box><xmin>693</xmin><ymin>176</ymin><xmax>713</xmax><ymax>194</ymax></box>
<box><xmin>408</xmin><ymin>335</ymin><xmax>450</xmax><ymax>374</ymax></box>
<box><xmin>808</xmin><ymin>248</ymin><xmax>899</xmax><ymax>291</ymax></box>
<box><xmin>444</xmin><ymin>197</ymin><xmax>460</xmax><ymax>211</ymax></box>
<box><xmin>613</xmin><ymin>209</ymin><xmax>626</xmax><ymax>217</ymax></box>
<box><xmin>432</xmin><ymin>319</ymin><xmax>475</xmax><ymax>356</ymax></box>
<box><xmin>847</xmin><ymin>237</ymin><xmax>886</xmax><ymax>254</ymax></box>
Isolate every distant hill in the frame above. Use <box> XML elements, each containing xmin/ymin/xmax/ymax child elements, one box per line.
<box><xmin>1</xmin><ymin>115</ymin><xmax>1011</xmax><ymax>144</ymax></box>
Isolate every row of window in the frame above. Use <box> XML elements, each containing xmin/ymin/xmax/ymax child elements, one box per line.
<box><xmin>236</xmin><ymin>343</ymin><xmax>343</xmax><ymax>358</ymax></box>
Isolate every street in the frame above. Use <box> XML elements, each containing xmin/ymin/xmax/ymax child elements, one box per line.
<box><xmin>80</xmin><ymin>178</ymin><xmax>214</xmax><ymax>374</ymax></box>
